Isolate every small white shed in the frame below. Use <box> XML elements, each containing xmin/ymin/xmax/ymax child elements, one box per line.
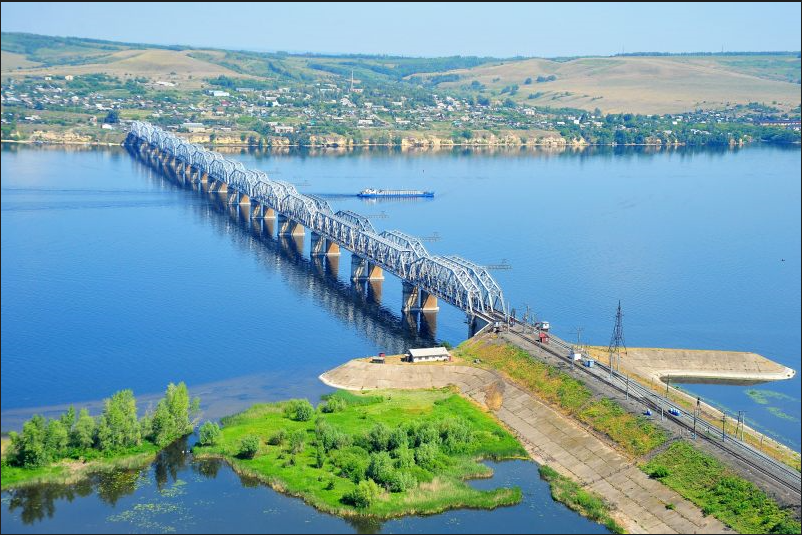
<box><xmin>406</xmin><ymin>347</ymin><xmax>450</xmax><ymax>363</ymax></box>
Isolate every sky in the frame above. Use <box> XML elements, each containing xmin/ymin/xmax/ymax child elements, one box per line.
<box><xmin>1</xmin><ymin>2</ymin><xmax>800</xmax><ymax>58</ymax></box>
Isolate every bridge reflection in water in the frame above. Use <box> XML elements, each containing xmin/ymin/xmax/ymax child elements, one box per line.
<box><xmin>126</xmin><ymin>122</ymin><xmax>508</xmax><ymax>337</ymax></box>
<box><xmin>129</xmin><ymin>144</ymin><xmax>440</xmax><ymax>350</ymax></box>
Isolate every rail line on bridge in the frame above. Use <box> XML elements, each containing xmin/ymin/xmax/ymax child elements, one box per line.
<box><xmin>125</xmin><ymin>121</ymin><xmax>507</xmax><ymax>332</ymax></box>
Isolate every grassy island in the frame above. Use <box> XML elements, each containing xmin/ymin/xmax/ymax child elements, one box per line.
<box><xmin>1</xmin><ymin>382</ymin><xmax>199</xmax><ymax>490</ymax></box>
<box><xmin>192</xmin><ymin>388</ymin><xmax>528</xmax><ymax>518</ymax></box>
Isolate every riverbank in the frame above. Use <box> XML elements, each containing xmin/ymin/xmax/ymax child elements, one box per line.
<box><xmin>192</xmin><ymin>389</ymin><xmax>529</xmax><ymax>519</ymax></box>
<box><xmin>1</xmin><ymin>441</ymin><xmax>159</xmax><ymax>490</ymax></box>
<box><xmin>320</xmin><ymin>354</ymin><xmax>728</xmax><ymax>533</ymax></box>
<box><xmin>4</xmin><ymin>135</ymin><xmax>799</xmax><ymax>150</ymax></box>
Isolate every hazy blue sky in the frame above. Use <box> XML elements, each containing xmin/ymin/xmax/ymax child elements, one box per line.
<box><xmin>2</xmin><ymin>2</ymin><xmax>800</xmax><ymax>57</ymax></box>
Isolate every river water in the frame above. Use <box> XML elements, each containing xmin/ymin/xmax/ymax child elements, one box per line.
<box><xmin>1</xmin><ymin>143</ymin><xmax>799</xmax><ymax>532</ymax></box>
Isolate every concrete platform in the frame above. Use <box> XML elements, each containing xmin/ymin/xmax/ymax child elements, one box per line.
<box><xmin>586</xmin><ymin>346</ymin><xmax>795</xmax><ymax>384</ymax></box>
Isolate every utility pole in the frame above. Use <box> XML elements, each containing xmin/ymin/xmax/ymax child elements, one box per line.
<box><xmin>722</xmin><ymin>411</ymin><xmax>727</xmax><ymax>440</ymax></box>
<box><xmin>608</xmin><ymin>300</ymin><xmax>627</xmax><ymax>377</ymax></box>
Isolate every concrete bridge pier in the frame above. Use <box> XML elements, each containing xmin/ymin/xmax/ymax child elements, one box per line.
<box><xmin>311</xmin><ymin>232</ymin><xmax>341</xmax><ymax>257</ymax></box>
<box><xmin>278</xmin><ymin>215</ymin><xmax>305</xmax><ymax>237</ymax></box>
<box><xmin>419</xmin><ymin>290</ymin><xmax>439</xmax><ymax>312</ymax></box>
<box><xmin>402</xmin><ymin>282</ymin><xmax>420</xmax><ymax>312</ymax></box>
<box><xmin>351</xmin><ymin>255</ymin><xmax>383</xmax><ymax>282</ymax></box>
<box><xmin>402</xmin><ymin>283</ymin><xmax>438</xmax><ymax>312</ymax></box>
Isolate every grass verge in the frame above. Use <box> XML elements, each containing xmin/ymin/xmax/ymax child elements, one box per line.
<box><xmin>455</xmin><ymin>339</ymin><xmax>666</xmax><ymax>456</ymax></box>
<box><xmin>642</xmin><ymin>441</ymin><xmax>801</xmax><ymax>534</ymax></box>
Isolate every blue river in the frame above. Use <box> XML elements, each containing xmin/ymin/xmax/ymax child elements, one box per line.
<box><xmin>1</xmin><ymin>143</ymin><xmax>799</xmax><ymax>532</ymax></box>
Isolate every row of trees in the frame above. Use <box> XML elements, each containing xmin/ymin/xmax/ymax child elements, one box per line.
<box><xmin>6</xmin><ymin>383</ymin><xmax>200</xmax><ymax>468</ymax></box>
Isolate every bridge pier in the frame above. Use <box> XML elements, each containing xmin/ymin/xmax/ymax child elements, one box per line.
<box><xmin>278</xmin><ymin>215</ymin><xmax>305</xmax><ymax>237</ymax></box>
<box><xmin>311</xmin><ymin>232</ymin><xmax>341</xmax><ymax>256</ymax></box>
<box><xmin>351</xmin><ymin>256</ymin><xmax>383</xmax><ymax>281</ymax></box>
<box><xmin>402</xmin><ymin>283</ymin><xmax>438</xmax><ymax>312</ymax></box>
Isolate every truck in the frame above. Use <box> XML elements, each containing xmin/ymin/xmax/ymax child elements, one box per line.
<box><xmin>538</xmin><ymin>331</ymin><xmax>550</xmax><ymax>344</ymax></box>
<box><xmin>535</xmin><ymin>321</ymin><xmax>550</xmax><ymax>332</ymax></box>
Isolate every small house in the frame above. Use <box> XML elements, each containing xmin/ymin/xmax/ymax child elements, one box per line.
<box><xmin>406</xmin><ymin>347</ymin><xmax>450</xmax><ymax>363</ymax></box>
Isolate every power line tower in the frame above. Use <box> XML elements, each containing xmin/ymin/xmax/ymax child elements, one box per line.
<box><xmin>607</xmin><ymin>300</ymin><xmax>627</xmax><ymax>376</ymax></box>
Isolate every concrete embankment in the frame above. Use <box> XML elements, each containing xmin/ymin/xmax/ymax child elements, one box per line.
<box><xmin>585</xmin><ymin>346</ymin><xmax>795</xmax><ymax>384</ymax></box>
<box><xmin>320</xmin><ymin>358</ymin><xmax>728</xmax><ymax>534</ymax></box>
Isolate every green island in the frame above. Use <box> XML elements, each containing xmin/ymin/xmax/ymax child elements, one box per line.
<box><xmin>1</xmin><ymin>382</ymin><xmax>199</xmax><ymax>490</ymax></box>
<box><xmin>192</xmin><ymin>388</ymin><xmax>529</xmax><ymax>518</ymax></box>
<box><xmin>643</xmin><ymin>441</ymin><xmax>801</xmax><ymax>534</ymax></box>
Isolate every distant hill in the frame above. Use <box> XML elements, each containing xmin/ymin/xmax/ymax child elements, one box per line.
<box><xmin>411</xmin><ymin>55</ymin><xmax>801</xmax><ymax>114</ymax></box>
<box><xmin>2</xmin><ymin>32</ymin><xmax>800</xmax><ymax>114</ymax></box>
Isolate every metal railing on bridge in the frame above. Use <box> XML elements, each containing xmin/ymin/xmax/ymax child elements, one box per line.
<box><xmin>127</xmin><ymin>121</ymin><xmax>507</xmax><ymax>320</ymax></box>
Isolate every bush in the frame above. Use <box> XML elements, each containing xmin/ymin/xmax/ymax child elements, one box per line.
<box><xmin>342</xmin><ymin>479</ymin><xmax>381</xmax><ymax>508</ymax></box>
<box><xmin>392</xmin><ymin>445</ymin><xmax>416</xmax><ymax>469</ymax></box>
<box><xmin>366</xmin><ymin>451</ymin><xmax>395</xmax><ymax>486</ymax></box>
<box><xmin>385</xmin><ymin>470</ymin><xmax>417</xmax><ymax>492</ymax></box>
<box><xmin>238</xmin><ymin>435</ymin><xmax>260</xmax><ymax>459</ymax></box>
<box><xmin>368</xmin><ymin>423</ymin><xmax>391</xmax><ymax>452</ymax></box>
<box><xmin>333</xmin><ymin>447</ymin><xmax>369</xmax><ymax>483</ymax></box>
<box><xmin>414</xmin><ymin>441</ymin><xmax>439</xmax><ymax>470</ymax></box>
<box><xmin>284</xmin><ymin>399</ymin><xmax>315</xmax><ymax>421</ymax></box>
<box><xmin>315</xmin><ymin>419</ymin><xmax>350</xmax><ymax>452</ymax></box>
<box><xmin>321</xmin><ymin>396</ymin><xmax>347</xmax><ymax>413</ymax></box>
<box><xmin>388</xmin><ymin>426</ymin><xmax>409</xmax><ymax>450</ymax></box>
<box><xmin>288</xmin><ymin>429</ymin><xmax>306</xmax><ymax>454</ymax></box>
<box><xmin>198</xmin><ymin>421</ymin><xmax>221</xmax><ymax>446</ymax></box>
<box><xmin>267</xmin><ymin>428</ymin><xmax>286</xmax><ymax>446</ymax></box>
<box><xmin>648</xmin><ymin>465</ymin><xmax>670</xmax><ymax>479</ymax></box>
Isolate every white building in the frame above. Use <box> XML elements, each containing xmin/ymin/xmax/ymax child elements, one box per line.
<box><xmin>406</xmin><ymin>347</ymin><xmax>450</xmax><ymax>363</ymax></box>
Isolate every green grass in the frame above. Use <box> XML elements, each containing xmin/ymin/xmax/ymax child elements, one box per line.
<box><xmin>539</xmin><ymin>465</ymin><xmax>626</xmax><ymax>533</ymax></box>
<box><xmin>456</xmin><ymin>339</ymin><xmax>666</xmax><ymax>456</ymax></box>
<box><xmin>195</xmin><ymin>388</ymin><xmax>528</xmax><ymax>518</ymax></box>
<box><xmin>642</xmin><ymin>441</ymin><xmax>801</xmax><ymax>534</ymax></box>
<box><xmin>1</xmin><ymin>442</ymin><xmax>159</xmax><ymax>490</ymax></box>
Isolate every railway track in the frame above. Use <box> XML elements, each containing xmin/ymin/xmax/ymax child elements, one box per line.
<box><xmin>503</xmin><ymin>326</ymin><xmax>802</xmax><ymax>495</ymax></box>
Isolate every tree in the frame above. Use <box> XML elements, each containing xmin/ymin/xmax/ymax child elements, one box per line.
<box><xmin>59</xmin><ymin>406</ymin><xmax>76</xmax><ymax>432</ymax></box>
<box><xmin>524</xmin><ymin>77</ymin><xmax>533</xmax><ymax>85</ymax></box>
<box><xmin>414</xmin><ymin>441</ymin><xmax>439</xmax><ymax>470</ymax></box>
<box><xmin>97</xmin><ymin>389</ymin><xmax>140</xmax><ymax>451</ymax></box>
<box><xmin>71</xmin><ymin>408</ymin><xmax>96</xmax><ymax>450</ymax></box>
<box><xmin>368</xmin><ymin>423</ymin><xmax>390</xmax><ymax>452</ymax></box>
<box><xmin>45</xmin><ymin>420</ymin><xmax>69</xmax><ymax>459</ymax></box>
<box><xmin>315</xmin><ymin>444</ymin><xmax>326</xmax><ymax>469</ymax></box>
<box><xmin>238</xmin><ymin>435</ymin><xmax>260</xmax><ymax>459</ymax></box>
<box><xmin>103</xmin><ymin>110</ymin><xmax>119</xmax><ymax>124</ymax></box>
<box><xmin>10</xmin><ymin>415</ymin><xmax>48</xmax><ymax>467</ymax></box>
<box><xmin>150</xmin><ymin>382</ymin><xmax>198</xmax><ymax>446</ymax></box>
<box><xmin>288</xmin><ymin>429</ymin><xmax>306</xmax><ymax>454</ymax></box>
<box><xmin>366</xmin><ymin>451</ymin><xmax>395</xmax><ymax>486</ymax></box>
<box><xmin>198</xmin><ymin>421</ymin><xmax>221</xmax><ymax>446</ymax></box>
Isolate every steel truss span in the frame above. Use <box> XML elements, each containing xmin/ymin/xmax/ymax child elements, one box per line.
<box><xmin>127</xmin><ymin>122</ymin><xmax>507</xmax><ymax>319</ymax></box>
